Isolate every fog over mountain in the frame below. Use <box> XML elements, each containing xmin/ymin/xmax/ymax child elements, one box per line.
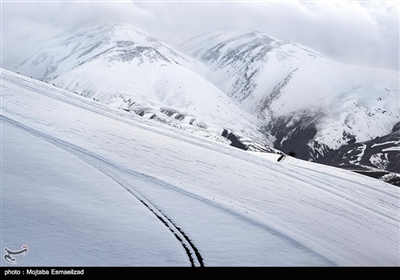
<box><xmin>2</xmin><ymin>1</ymin><xmax>398</xmax><ymax>71</ymax></box>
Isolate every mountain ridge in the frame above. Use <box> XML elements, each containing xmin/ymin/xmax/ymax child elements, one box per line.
<box><xmin>6</xmin><ymin>22</ymin><xmax>400</xmax><ymax>185</ymax></box>
<box><xmin>180</xmin><ymin>30</ymin><xmax>400</xmax><ymax>184</ymax></box>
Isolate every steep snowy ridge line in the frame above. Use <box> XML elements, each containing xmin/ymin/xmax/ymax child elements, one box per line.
<box><xmin>1</xmin><ymin>115</ymin><xmax>203</xmax><ymax>267</ymax></box>
<box><xmin>1</xmin><ymin>72</ymin><xmax>222</xmax><ymax>154</ymax></box>
<box><xmin>1</xmin><ymin>70</ymin><xmax>259</xmax><ymax>160</ymax></box>
<box><xmin>2</xmin><ymin>71</ymin><xmax>219</xmax><ymax>152</ymax></box>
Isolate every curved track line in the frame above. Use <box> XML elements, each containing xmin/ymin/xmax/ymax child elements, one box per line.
<box><xmin>1</xmin><ymin>115</ymin><xmax>204</xmax><ymax>267</ymax></box>
<box><xmin>1</xmin><ymin>115</ymin><xmax>337</xmax><ymax>266</ymax></box>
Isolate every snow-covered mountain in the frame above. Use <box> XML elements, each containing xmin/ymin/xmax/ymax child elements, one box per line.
<box><xmin>8</xmin><ymin>23</ymin><xmax>272</xmax><ymax>150</ymax></box>
<box><xmin>180</xmin><ymin>31</ymin><xmax>400</xmax><ymax>180</ymax></box>
<box><xmin>2</xmin><ymin>68</ymin><xmax>399</xmax><ymax>266</ymax></box>
<box><xmin>6</xmin><ymin>23</ymin><xmax>400</xmax><ymax>184</ymax></box>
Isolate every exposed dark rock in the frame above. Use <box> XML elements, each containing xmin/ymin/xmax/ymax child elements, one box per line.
<box><xmin>288</xmin><ymin>151</ymin><xmax>296</xmax><ymax>157</ymax></box>
<box><xmin>263</xmin><ymin>112</ymin><xmax>322</xmax><ymax>160</ymax></box>
<box><xmin>221</xmin><ymin>129</ymin><xmax>248</xmax><ymax>151</ymax></box>
<box><xmin>263</xmin><ymin>113</ymin><xmax>400</xmax><ymax>187</ymax></box>
<box><xmin>316</xmin><ymin>121</ymin><xmax>400</xmax><ymax>174</ymax></box>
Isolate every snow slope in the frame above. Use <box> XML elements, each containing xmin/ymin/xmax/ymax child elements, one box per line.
<box><xmin>2</xmin><ymin>121</ymin><xmax>189</xmax><ymax>266</ymax></box>
<box><xmin>2</xmin><ymin>69</ymin><xmax>399</xmax><ymax>266</ymax></box>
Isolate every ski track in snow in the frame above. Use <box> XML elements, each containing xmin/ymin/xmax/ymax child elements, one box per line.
<box><xmin>1</xmin><ymin>115</ymin><xmax>204</xmax><ymax>267</ymax></box>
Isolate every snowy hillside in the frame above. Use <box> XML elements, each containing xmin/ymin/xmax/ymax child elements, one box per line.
<box><xmin>181</xmin><ymin>31</ymin><xmax>400</xmax><ymax>177</ymax></box>
<box><xmin>2</xmin><ymin>69</ymin><xmax>399</xmax><ymax>266</ymax></box>
<box><xmin>8</xmin><ymin>23</ymin><xmax>271</xmax><ymax>149</ymax></box>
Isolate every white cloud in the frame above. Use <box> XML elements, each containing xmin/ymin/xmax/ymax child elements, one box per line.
<box><xmin>134</xmin><ymin>1</ymin><xmax>399</xmax><ymax>71</ymax></box>
<box><xmin>1</xmin><ymin>0</ymin><xmax>398</xmax><ymax>71</ymax></box>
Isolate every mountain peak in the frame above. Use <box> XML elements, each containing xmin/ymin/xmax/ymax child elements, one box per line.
<box><xmin>8</xmin><ymin>23</ymin><xmax>268</xmax><ymax>149</ymax></box>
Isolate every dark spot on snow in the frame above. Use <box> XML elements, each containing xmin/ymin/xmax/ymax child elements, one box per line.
<box><xmin>222</xmin><ymin>129</ymin><xmax>248</xmax><ymax>151</ymax></box>
<box><xmin>134</xmin><ymin>110</ymin><xmax>144</xmax><ymax>117</ymax></box>
<box><xmin>175</xmin><ymin>114</ymin><xmax>185</xmax><ymax>121</ymax></box>
<box><xmin>160</xmin><ymin>108</ymin><xmax>176</xmax><ymax>117</ymax></box>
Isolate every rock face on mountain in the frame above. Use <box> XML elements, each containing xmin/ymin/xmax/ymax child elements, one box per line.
<box><xmin>181</xmin><ymin>31</ymin><xmax>400</xmax><ymax>185</ymax></box>
<box><xmin>314</xmin><ymin>121</ymin><xmax>400</xmax><ymax>185</ymax></box>
<box><xmin>316</xmin><ymin>121</ymin><xmax>400</xmax><ymax>173</ymax></box>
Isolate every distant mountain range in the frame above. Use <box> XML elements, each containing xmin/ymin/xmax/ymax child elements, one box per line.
<box><xmin>7</xmin><ymin>23</ymin><xmax>400</xmax><ymax>185</ymax></box>
<box><xmin>181</xmin><ymin>30</ymin><xmax>400</xmax><ymax>184</ymax></box>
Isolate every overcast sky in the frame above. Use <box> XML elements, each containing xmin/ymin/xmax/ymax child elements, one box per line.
<box><xmin>1</xmin><ymin>0</ymin><xmax>399</xmax><ymax>71</ymax></box>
